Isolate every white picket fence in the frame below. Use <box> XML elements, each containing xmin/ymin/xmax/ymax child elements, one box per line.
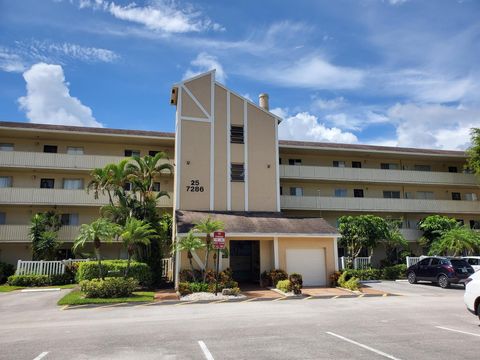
<box><xmin>162</xmin><ymin>258</ymin><xmax>173</xmax><ymax>281</ymax></box>
<box><xmin>338</xmin><ymin>256</ymin><xmax>372</xmax><ymax>270</ymax></box>
<box><xmin>406</xmin><ymin>256</ymin><xmax>427</xmax><ymax>267</ymax></box>
<box><xmin>16</xmin><ymin>259</ymin><xmax>90</xmax><ymax>276</ymax></box>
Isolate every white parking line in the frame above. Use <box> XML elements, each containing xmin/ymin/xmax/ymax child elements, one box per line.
<box><xmin>33</xmin><ymin>352</ymin><xmax>48</xmax><ymax>360</ymax></box>
<box><xmin>436</xmin><ymin>326</ymin><xmax>480</xmax><ymax>338</ymax></box>
<box><xmin>198</xmin><ymin>340</ymin><xmax>214</xmax><ymax>360</ymax></box>
<box><xmin>326</xmin><ymin>332</ymin><xmax>402</xmax><ymax>360</ymax></box>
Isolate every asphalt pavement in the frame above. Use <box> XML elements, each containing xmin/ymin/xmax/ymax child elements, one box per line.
<box><xmin>0</xmin><ymin>281</ymin><xmax>479</xmax><ymax>360</ymax></box>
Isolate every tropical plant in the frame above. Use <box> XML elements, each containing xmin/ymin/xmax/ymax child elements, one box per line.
<box><xmin>418</xmin><ymin>215</ymin><xmax>460</xmax><ymax>251</ymax></box>
<box><xmin>120</xmin><ymin>217</ymin><xmax>158</xmax><ymax>277</ymax></box>
<box><xmin>466</xmin><ymin>127</ymin><xmax>480</xmax><ymax>178</ymax></box>
<box><xmin>29</xmin><ymin>211</ymin><xmax>62</xmax><ymax>260</ymax></box>
<box><xmin>175</xmin><ymin>231</ymin><xmax>205</xmax><ymax>281</ymax></box>
<box><xmin>428</xmin><ymin>226</ymin><xmax>480</xmax><ymax>256</ymax></box>
<box><xmin>193</xmin><ymin>216</ymin><xmax>225</xmax><ymax>281</ymax></box>
<box><xmin>338</xmin><ymin>215</ymin><xmax>389</xmax><ymax>268</ymax></box>
<box><xmin>379</xmin><ymin>219</ymin><xmax>408</xmax><ymax>265</ymax></box>
<box><xmin>73</xmin><ymin>218</ymin><xmax>121</xmax><ymax>279</ymax></box>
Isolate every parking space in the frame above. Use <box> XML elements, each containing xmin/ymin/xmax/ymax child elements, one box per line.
<box><xmin>1</xmin><ymin>281</ymin><xmax>479</xmax><ymax>359</ymax></box>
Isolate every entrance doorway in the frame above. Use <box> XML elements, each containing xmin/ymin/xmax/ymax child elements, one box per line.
<box><xmin>230</xmin><ymin>240</ymin><xmax>260</xmax><ymax>283</ymax></box>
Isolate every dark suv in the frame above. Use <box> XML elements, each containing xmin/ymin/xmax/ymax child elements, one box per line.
<box><xmin>407</xmin><ymin>256</ymin><xmax>474</xmax><ymax>288</ymax></box>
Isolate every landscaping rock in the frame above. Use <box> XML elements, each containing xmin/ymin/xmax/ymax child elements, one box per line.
<box><xmin>180</xmin><ymin>292</ymin><xmax>246</xmax><ymax>301</ymax></box>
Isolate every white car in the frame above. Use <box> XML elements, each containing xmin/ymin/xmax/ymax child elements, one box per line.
<box><xmin>464</xmin><ymin>271</ymin><xmax>480</xmax><ymax>320</ymax></box>
<box><xmin>463</xmin><ymin>256</ymin><xmax>480</xmax><ymax>272</ymax></box>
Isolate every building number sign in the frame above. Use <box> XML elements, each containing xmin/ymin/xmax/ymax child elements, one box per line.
<box><xmin>186</xmin><ymin>179</ymin><xmax>204</xmax><ymax>192</ymax></box>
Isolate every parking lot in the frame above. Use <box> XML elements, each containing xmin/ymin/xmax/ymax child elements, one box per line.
<box><xmin>0</xmin><ymin>281</ymin><xmax>479</xmax><ymax>360</ymax></box>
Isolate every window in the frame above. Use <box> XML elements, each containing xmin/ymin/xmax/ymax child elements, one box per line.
<box><xmin>457</xmin><ymin>219</ymin><xmax>465</xmax><ymax>226</ymax></box>
<box><xmin>383</xmin><ymin>191</ymin><xmax>400</xmax><ymax>199</ymax></box>
<box><xmin>465</xmin><ymin>193</ymin><xmax>478</xmax><ymax>201</ymax></box>
<box><xmin>67</xmin><ymin>147</ymin><xmax>84</xmax><ymax>155</ymax></box>
<box><xmin>0</xmin><ymin>143</ymin><xmax>13</xmax><ymax>151</ymax></box>
<box><xmin>448</xmin><ymin>166</ymin><xmax>458</xmax><ymax>173</ymax></box>
<box><xmin>418</xmin><ymin>258</ymin><xmax>431</xmax><ymax>266</ymax></box>
<box><xmin>40</xmin><ymin>178</ymin><xmax>55</xmax><ymax>189</ymax></box>
<box><xmin>289</xmin><ymin>187</ymin><xmax>304</xmax><ymax>196</ymax></box>
<box><xmin>470</xmin><ymin>220</ymin><xmax>480</xmax><ymax>230</ymax></box>
<box><xmin>334</xmin><ymin>189</ymin><xmax>348</xmax><ymax>197</ymax></box>
<box><xmin>63</xmin><ymin>179</ymin><xmax>83</xmax><ymax>190</ymax></box>
<box><xmin>124</xmin><ymin>149</ymin><xmax>140</xmax><ymax>157</ymax></box>
<box><xmin>231</xmin><ymin>163</ymin><xmax>245</xmax><ymax>182</ymax></box>
<box><xmin>414</xmin><ymin>164</ymin><xmax>431</xmax><ymax>171</ymax></box>
<box><xmin>149</xmin><ymin>150</ymin><xmax>159</xmax><ymax>156</ymax></box>
<box><xmin>353</xmin><ymin>189</ymin><xmax>364</xmax><ymax>198</ymax></box>
<box><xmin>230</xmin><ymin>125</ymin><xmax>244</xmax><ymax>144</ymax></box>
<box><xmin>416</xmin><ymin>191</ymin><xmax>434</xmax><ymax>200</ymax></box>
<box><xmin>430</xmin><ymin>258</ymin><xmax>440</xmax><ymax>266</ymax></box>
<box><xmin>404</xmin><ymin>192</ymin><xmax>413</xmax><ymax>199</ymax></box>
<box><xmin>153</xmin><ymin>182</ymin><xmax>161</xmax><ymax>191</ymax></box>
<box><xmin>333</xmin><ymin>161</ymin><xmax>346</xmax><ymax>168</ymax></box>
<box><xmin>0</xmin><ymin>176</ymin><xmax>12</xmax><ymax>188</ymax></box>
<box><xmin>43</xmin><ymin>145</ymin><xmax>58</xmax><ymax>153</ymax></box>
<box><xmin>0</xmin><ymin>212</ymin><xmax>5</xmax><ymax>225</ymax></box>
<box><xmin>381</xmin><ymin>163</ymin><xmax>399</xmax><ymax>170</ymax></box>
<box><xmin>451</xmin><ymin>192</ymin><xmax>461</xmax><ymax>201</ymax></box>
<box><xmin>279</xmin><ymin>158</ymin><xmax>282</xmax><ymax>165</ymax></box>
<box><xmin>352</xmin><ymin>161</ymin><xmax>362</xmax><ymax>168</ymax></box>
<box><xmin>467</xmin><ymin>258</ymin><xmax>479</xmax><ymax>266</ymax></box>
<box><xmin>124</xmin><ymin>182</ymin><xmax>132</xmax><ymax>191</ymax></box>
<box><xmin>288</xmin><ymin>159</ymin><xmax>302</xmax><ymax>166</ymax></box>
<box><xmin>280</xmin><ymin>186</ymin><xmax>283</xmax><ymax>196</ymax></box>
<box><xmin>61</xmin><ymin>214</ymin><xmax>79</xmax><ymax>226</ymax></box>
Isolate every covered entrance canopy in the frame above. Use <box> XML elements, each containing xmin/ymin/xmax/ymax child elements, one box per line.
<box><xmin>175</xmin><ymin>210</ymin><xmax>339</xmax><ymax>287</ymax></box>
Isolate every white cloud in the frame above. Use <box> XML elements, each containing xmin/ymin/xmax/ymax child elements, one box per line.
<box><xmin>32</xmin><ymin>41</ymin><xmax>119</xmax><ymax>63</ymax></box>
<box><xmin>18</xmin><ymin>63</ymin><xmax>102</xmax><ymax>127</ymax></box>
<box><xmin>253</xmin><ymin>54</ymin><xmax>364</xmax><ymax>90</ymax></box>
<box><xmin>78</xmin><ymin>0</ymin><xmax>222</xmax><ymax>34</ymax></box>
<box><xmin>386</xmin><ymin>0</ymin><xmax>409</xmax><ymax>5</ymax></box>
<box><xmin>387</xmin><ymin>102</ymin><xmax>479</xmax><ymax>149</ymax></box>
<box><xmin>183</xmin><ymin>52</ymin><xmax>226</xmax><ymax>83</ymax></box>
<box><xmin>311</xmin><ymin>97</ymin><xmax>346</xmax><ymax>111</ymax></box>
<box><xmin>0</xmin><ymin>48</ymin><xmax>26</xmax><ymax>72</ymax></box>
<box><xmin>279</xmin><ymin>111</ymin><xmax>358</xmax><ymax>143</ymax></box>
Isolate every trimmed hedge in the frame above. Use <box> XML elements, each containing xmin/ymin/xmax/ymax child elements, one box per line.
<box><xmin>382</xmin><ymin>264</ymin><xmax>407</xmax><ymax>280</ymax></box>
<box><xmin>8</xmin><ymin>275</ymin><xmax>51</xmax><ymax>287</ymax></box>
<box><xmin>0</xmin><ymin>262</ymin><xmax>15</xmax><ymax>284</ymax></box>
<box><xmin>80</xmin><ymin>277</ymin><xmax>138</xmax><ymax>298</ymax></box>
<box><xmin>76</xmin><ymin>260</ymin><xmax>152</xmax><ymax>286</ymax></box>
<box><xmin>341</xmin><ymin>265</ymin><xmax>407</xmax><ymax>281</ymax></box>
<box><xmin>276</xmin><ymin>279</ymin><xmax>291</xmax><ymax>293</ymax></box>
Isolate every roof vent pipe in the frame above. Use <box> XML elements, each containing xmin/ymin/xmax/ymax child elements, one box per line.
<box><xmin>259</xmin><ymin>93</ymin><xmax>269</xmax><ymax>111</ymax></box>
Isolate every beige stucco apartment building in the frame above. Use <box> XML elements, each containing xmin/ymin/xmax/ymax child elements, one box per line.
<box><xmin>0</xmin><ymin>70</ymin><xmax>479</xmax><ymax>286</ymax></box>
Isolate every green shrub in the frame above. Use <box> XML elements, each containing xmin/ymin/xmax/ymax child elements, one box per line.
<box><xmin>342</xmin><ymin>268</ymin><xmax>381</xmax><ymax>281</ymax></box>
<box><xmin>0</xmin><ymin>262</ymin><xmax>15</xmax><ymax>284</ymax></box>
<box><xmin>382</xmin><ymin>264</ymin><xmax>407</xmax><ymax>280</ymax></box>
<box><xmin>337</xmin><ymin>271</ymin><xmax>360</xmax><ymax>291</ymax></box>
<box><xmin>80</xmin><ymin>277</ymin><xmax>138</xmax><ymax>298</ymax></box>
<box><xmin>188</xmin><ymin>282</ymin><xmax>209</xmax><ymax>293</ymax></box>
<box><xmin>289</xmin><ymin>273</ymin><xmax>303</xmax><ymax>295</ymax></box>
<box><xmin>179</xmin><ymin>269</ymin><xmax>202</xmax><ymax>282</ymax></box>
<box><xmin>262</xmin><ymin>269</ymin><xmax>288</xmax><ymax>287</ymax></box>
<box><xmin>8</xmin><ymin>275</ymin><xmax>50</xmax><ymax>287</ymax></box>
<box><xmin>50</xmin><ymin>273</ymin><xmax>75</xmax><ymax>285</ymax></box>
<box><xmin>178</xmin><ymin>282</ymin><xmax>192</xmax><ymax>296</ymax></box>
<box><xmin>76</xmin><ymin>260</ymin><xmax>151</xmax><ymax>286</ymax></box>
<box><xmin>276</xmin><ymin>279</ymin><xmax>291</xmax><ymax>293</ymax></box>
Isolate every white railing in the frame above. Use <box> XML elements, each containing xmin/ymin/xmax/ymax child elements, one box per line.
<box><xmin>15</xmin><ymin>258</ymin><xmax>89</xmax><ymax>276</ymax></box>
<box><xmin>338</xmin><ymin>256</ymin><xmax>372</xmax><ymax>270</ymax></box>
<box><xmin>406</xmin><ymin>256</ymin><xmax>426</xmax><ymax>267</ymax></box>
<box><xmin>162</xmin><ymin>258</ymin><xmax>173</xmax><ymax>281</ymax></box>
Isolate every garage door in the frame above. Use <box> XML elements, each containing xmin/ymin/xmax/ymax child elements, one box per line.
<box><xmin>286</xmin><ymin>248</ymin><xmax>326</xmax><ymax>286</ymax></box>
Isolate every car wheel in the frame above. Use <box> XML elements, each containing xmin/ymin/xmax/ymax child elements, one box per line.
<box><xmin>477</xmin><ymin>302</ymin><xmax>480</xmax><ymax>321</ymax></box>
<box><xmin>438</xmin><ymin>274</ymin><xmax>450</xmax><ymax>289</ymax></box>
<box><xmin>407</xmin><ymin>271</ymin><xmax>417</xmax><ymax>284</ymax></box>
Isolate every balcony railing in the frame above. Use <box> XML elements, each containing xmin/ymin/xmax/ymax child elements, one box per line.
<box><xmin>0</xmin><ymin>225</ymin><xmax>81</xmax><ymax>242</ymax></box>
<box><xmin>0</xmin><ymin>188</ymin><xmax>173</xmax><ymax>207</ymax></box>
<box><xmin>0</xmin><ymin>151</ymin><xmax>173</xmax><ymax>172</ymax></box>
<box><xmin>279</xmin><ymin>165</ymin><xmax>477</xmax><ymax>186</ymax></box>
<box><xmin>280</xmin><ymin>195</ymin><xmax>480</xmax><ymax>214</ymax></box>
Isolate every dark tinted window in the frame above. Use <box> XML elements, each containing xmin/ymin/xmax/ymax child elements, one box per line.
<box><xmin>43</xmin><ymin>145</ymin><xmax>57</xmax><ymax>153</ymax></box>
<box><xmin>450</xmin><ymin>259</ymin><xmax>469</xmax><ymax>267</ymax></box>
<box><xmin>418</xmin><ymin>258</ymin><xmax>430</xmax><ymax>266</ymax></box>
<box><xmin>467</xmin><ymin>258</ymin><xmax>479</xmax><ymax>265</ymax></box>
<box><xmin>352</xmin><ymin>161</ymin><xmax>362</xmax><ymax>168</ymax></box>
<box><xmin>231</xmin><ymin>126</ymin><xmax>244</xmax><ymax>144</ymax></box>
<box><xmin>451</xmin><ymin>192</ymin><xmax>461</xmax><ymax>200</ymax></box>
<box><xmin>430</xmin><ymin>258</ymin><xmax>440</xmax><ymax>266</ymax></box>
<box><xmin>231</xmin><ymin>163</ymin><xmax>244</xmax><ymax>182</ymax></box>
<box><xmin>149</xmin><ymin>150</ymin><xmax>159</xmax><ymax>156</ymax></box>
<box><xmin>448</xmin><ymin>166</ymin><xmax>458</xmax><ymax>173</ymax></box>
<box><xmin>40</xmin><ymin>178</ymin><xmax>55</xmax><ymax>189</ymax></box>
<box><xmin>354</xmin><ymin>189</ymin><xmax>364</xmax><ymax>198</ymax></box>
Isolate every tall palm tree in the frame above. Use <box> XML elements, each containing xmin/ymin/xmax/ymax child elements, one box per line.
<box><xmin>429</xmin><ymin>227</ymin><xmax>480</xmax><ymax>256</ymax></box>
<box><xmin>193</xmin><ymin>216</ymin><xmax>224</xmax><ymax>281</ymax></box>
<box><xmin>73</xmin><ymin>218</ymin><xmax>121</xmax><ymax>279</ymax></box>
<box><xmin>126</xmin><ymin>152</ymin><xmax>173</xmax><ymax>192</ymax></box>
<box><xmin>175</xmin><ymin>231</ymin><xmax>205</xmax><ymax>281</ymax></box>
<box><xmin>120</xmin><ymin>217</ymin><xmax>159</xmax><ymax>277</ymax></box>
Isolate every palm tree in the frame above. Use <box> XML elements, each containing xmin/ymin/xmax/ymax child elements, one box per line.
<box><xmin>126</xmin><ymin>152</ymin><xmax>173</xmax><ymax>192</ymax></box>
<box><xmin>73</xmin><ymin>218</ymin><xmax>121</xmax><ymax>279</ymax></box>
<box><xmin>120</xmin><ymin>217</ymin><xmax>159</xmax><ymax>277</ymax></box>
<box><xmin>175</xmin><ymin>231</ymin><xmax>205</xmax><ymax>281</ymax></box>
<box><xmin>29</xmin><ymin>212</ymin><xmax>62</xmax><ymax>260</ymax></box>
<box><xmin>193</xmin><ymin>216</ymin><xmax>224</xmax><ymax>281</ymax></box>
<box><xmin>429</xmin><ymin>227</ymin><xmax>480</xmax><ymax>256</ymax></box>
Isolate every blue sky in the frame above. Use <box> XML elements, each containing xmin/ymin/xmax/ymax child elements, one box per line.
<box><xmin>0</xmin><ymin>0</ymin><xmax>479</xmax><ymax>149</ymax></box>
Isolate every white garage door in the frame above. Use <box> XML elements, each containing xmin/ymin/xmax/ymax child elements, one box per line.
<box><xmin>286</xmin><ymin>248</ymin><xmax>326</xmax><ymax>286</ymax></box>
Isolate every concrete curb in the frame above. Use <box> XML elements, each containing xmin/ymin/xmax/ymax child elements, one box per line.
<box><xmin>21</xmin><ymin>288</ymin><xmax>61</xmax><ymax>293</ymax></box>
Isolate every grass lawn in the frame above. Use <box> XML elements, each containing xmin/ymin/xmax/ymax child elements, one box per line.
<box><xmin>58</xmin><ymin>290</ymin><xmax>155</xmax><ymax>305</ymax></box>
<box><xmin>0</xmin><ymin>283</ymin><xmax>78</xmax><ymax>293</ymax></box>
